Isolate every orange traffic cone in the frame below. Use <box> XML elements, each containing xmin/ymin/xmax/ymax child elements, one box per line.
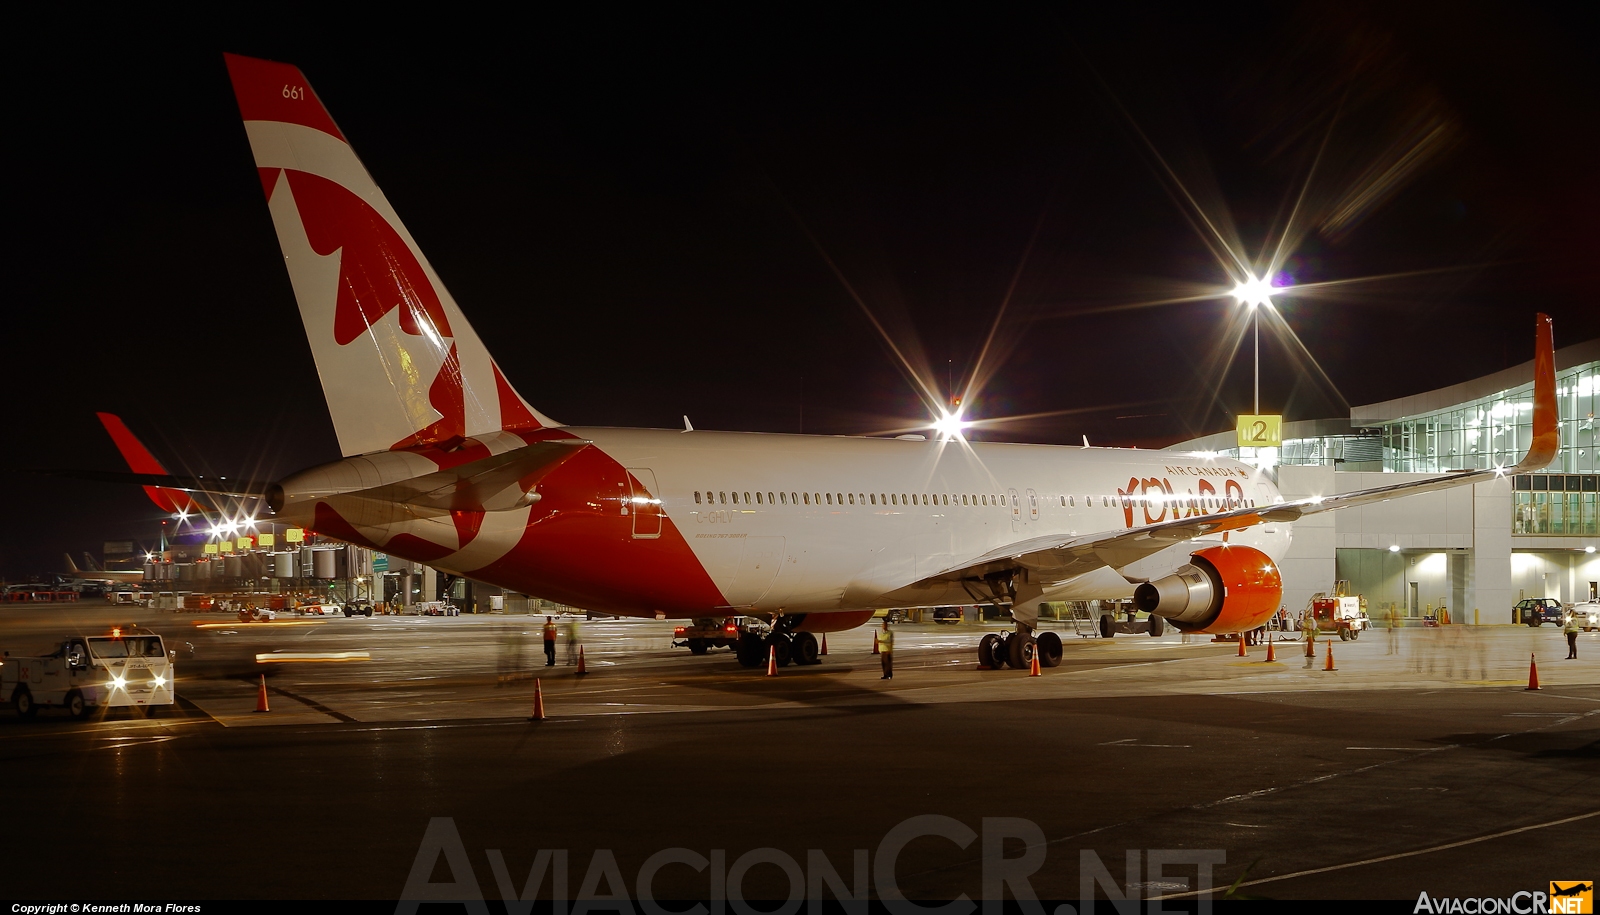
<box><xmin>1237</xmin><ymin>636</ymin><xmax>1247</xmax><ymax>657</ymax></box>
<box><xmin>872</xmin><ymin>632</ymin><xmax>880</xmax><ymax>654</ymax></box>
<box><xmin>766</xmin><ymin>645</ymin><xmax>778</xmax><ymax>677</ymax></box>
<box><xmin>254</xmin><ymin>674</ymin><xmax>270</xmax><ymax>713</ymax></box>
<box><xmin>1525</xmin><ymin>654</ymin><xmax>1541</xmax><ymax>691</ymax></box>
<box><xmin>530</xmin><ymin>678</ymin><xmax>546</xmax><ymax>720</ymax></box>
<box><xmin>1323</xmin><ymin>641</ymin><xmax>1336</xmax><ymax>671</ymax></box>
<box><xmin>575</xmin><ymin>646</ymin><xmax>587</xmax><ymax>676</ymax></box>
<box><xmin>1029</xmin><ymin>649</ymin><xmax>1041</xmax><ymax>677</ymax></box>
<box><xmin>1265</xmin><ymin>634</ymin><xmax>1276</xmax><ymax>662</ymax></box>
<box><xmin>820</xmin><ymin>633</ymin><xmax>828</xmax><ymax>656</ymax></box>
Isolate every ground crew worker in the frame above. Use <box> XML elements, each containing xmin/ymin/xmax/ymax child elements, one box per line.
<box><xmin>542</xmin><ymin>616</ymin><xmax>558</xmax><ymax>666</ymax></box>
<box><xmin>566</xmin><ymin>618</ymin><xmax>582</xmax><ymax>665</ymax></box>
<box><xmin>879</xmin><ymin>618</ymin><xmax>894</xmax><ymax>680</ymax></box>
<box><xmin>1567</xmin><ymin>611</ymin><xmax>1581</xmax><ymax>659</ymax></box>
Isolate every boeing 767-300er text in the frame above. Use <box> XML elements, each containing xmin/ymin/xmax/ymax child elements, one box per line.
<box><xmin>63</xmin><ymin>54</ymin><xmax>1561</xmax><ymax>671</ymax></box>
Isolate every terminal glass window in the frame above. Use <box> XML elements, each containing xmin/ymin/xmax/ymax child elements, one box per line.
<box><xmin>1512</xmin><ymin>474</ymin><xmax>1600</xmax><ymax>535</ymax></box>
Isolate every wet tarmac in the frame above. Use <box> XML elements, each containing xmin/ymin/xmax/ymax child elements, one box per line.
<box><xmin>1</xmin><ymin>607</ymin><xmax>1595</xmax><ymax>903</ymax></box>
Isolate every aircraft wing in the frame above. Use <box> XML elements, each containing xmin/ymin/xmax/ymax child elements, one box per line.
<box><xmin>343</xmin><ymin>439</ymin><xmax>591</xmax><ymax>513</ymax></box>
<box><xmin>925</xmin><ymin>313</ymin><xmax>1558</xmax><ymax>589</ymax></box>
<box><xmin>37</xmin><ymin>468</ymin><xmax>270</xmax><ymax>498</ymax></box>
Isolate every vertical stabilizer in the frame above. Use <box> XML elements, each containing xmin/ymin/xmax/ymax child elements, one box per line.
<box><xmin>222</xmin><ymin>53</ymin><xmax>557</xmax><ymax>457</ymax></box>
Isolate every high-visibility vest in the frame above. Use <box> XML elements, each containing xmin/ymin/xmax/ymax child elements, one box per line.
<box><xmin>879</xmin><ymin>628</ymin><xmax>894</xmax><ymax>652</ymax></box>
<box><xmin>1566</xmin><ymin>615</ymin><xmax>1582</xmax><ymax>634</ymax></box>
<box><xmin>543</xmin><ymin>622</ymin><xmax>558</xmax><ymax>641</ymax></box>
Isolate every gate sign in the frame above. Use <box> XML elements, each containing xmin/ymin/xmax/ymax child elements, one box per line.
<box><xmin>1236</xmin><ymin>414</ymin><xmax>1283</xmax><ymax>448</ymax></box>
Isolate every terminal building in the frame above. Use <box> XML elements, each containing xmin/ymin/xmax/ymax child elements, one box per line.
<box><xmin>1166</xmin><ymin>338</ymin><xmax>1599</xmax><ymax>624</ymax></box>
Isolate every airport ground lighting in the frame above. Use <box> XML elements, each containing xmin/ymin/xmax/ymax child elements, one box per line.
<box><xmin>932</xmin><ymin>409</ymin><xmax>972</xmax><ymax>441</ymax></box>
<box><xmin>1231</xmin><ymin>273</ymin><xmax>1283</xmax><ymax>416</ymax></box>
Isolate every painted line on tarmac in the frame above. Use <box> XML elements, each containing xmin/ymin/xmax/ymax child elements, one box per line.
<box><xmin>1153</xmin><ymin>807</ymin><xmax>1600</xmax><ymax>900</ymax></box>
<box><xmin>263</xmin><ymin>683</ymin><xmax>357</xmax><ymax>723</ymax></box>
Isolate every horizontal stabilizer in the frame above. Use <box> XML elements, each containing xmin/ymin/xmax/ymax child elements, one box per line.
<box><xmin>344</xmin><ymin>439</ymin><xmax>590</xmax><ymax>513</ymax></box>
<box><xmin>36</xmin><ymin>468</ymin><xmax>270</xmax><ymax>499</ymax></box>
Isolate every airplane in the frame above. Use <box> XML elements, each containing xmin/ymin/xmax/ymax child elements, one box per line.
<box><xmin>59</xmin><ymin>53</ymin><xmax>1560</xmax><ymax>672</ymax></box>
<box><xmin>60</xmin><ymin>553</ymin><xmax>144</xmax><ymax>585</ymax></box>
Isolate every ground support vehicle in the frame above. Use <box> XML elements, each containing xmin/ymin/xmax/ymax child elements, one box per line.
<box><xmin>672</xmin><ymin>618</ymin><xmax>745</xmax><ymax>655</ymax></box>
<box><xmin>342</xmin><ymin>600</ymin><xmax>374</xmax><ymax>617</ymax></box>
<box><xmin>2</xmin><ymin>628</ymin><xmax>174</xmax><ymax>719</ymax></box>
<box><xmin>932</xmin><ymin>607</ymin><xmax>965</xmax><ymax>624</ymax></box>
<box><xmin>1517</xmin><ymin>598</ymin><xmax>1566</xmax><ymax>627</ymax></box>
<box><xmin>1308</xmin><ymin>595</ymin><xmax>1371</xmax><ymax>641</ymax></box>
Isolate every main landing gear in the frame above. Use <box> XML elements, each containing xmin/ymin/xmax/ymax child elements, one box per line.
<box><xmin>978</xmin><ymin>630</ymin><xmax>1062</xmax><ymax>669</ymax></box>
<box><xmin>735</xmin><ymin>617</ymin><xmax>822</xmax><ymax>669</ymax></box>
<box><xmin>971</xmin><ymin>575</ymin><xmax>1063</xmax><ymax>671</ymax></box>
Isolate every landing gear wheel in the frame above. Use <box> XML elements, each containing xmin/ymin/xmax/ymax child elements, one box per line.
<box><xmin>767</xmin><ymin>633</ymin><xmax>793</xmax><ymax>667</ymax></box>
<box><xmin>992</xmin><ymin>632</ymin><xmax>1012</xmax><ymax>668</ymax></box>
<box><xmin>13</xmin><ymin>687</ymin><xmax>35</xmax><ymax>719</ymax></box>
<box><xmin>1338</xmin><ymin>627</ymin><xmax>1352</xmax><ymax>641</ymax></box>
<box><xmin>1035</xmin><ymin>631</ymin><xmax>1063</xmax><ymax>668</ymax></box>
<box><xmin>791</xmin><ymin>632</ymin><xmax>819</xmax><ymax>665</ymax></box>
<box><xmin>735</xmin><ymin>632</ymin><xmax>764</xmax><ymax>668</ymax></box>
<box><xmin>1008</xmin><ymin>634</ymin><xmax>1035</xmax><ymax>670</ymax></box>
<box><xmin>1147</xmin><ymin>615</ymin><xmax>1165</xmax><ymax>638</ymax></box>
<box><xmin>1098</xmin><ymin>615</ymin><xmax>1115</xmax><ymax>639</ymax></box>
<box><xmin>65</xmin><ymin>690</ymin><xmax>87</xmax><ymax>720</ymax></box>
<box><xmin>978</xmin><ymin>633</ymin><xmax>1002</xmax><ymax>669</ymax></box>
<box><xmin>687</xmin><ymin>638</ymin><xmax>708</xmax><ymax>655</ymax></box>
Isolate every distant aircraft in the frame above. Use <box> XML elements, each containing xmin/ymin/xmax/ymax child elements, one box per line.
<box><xmin>58</xmin><ymin>54</ymin><xmax>1561</xmax><ymax>672</ymax></box>
<box><xmin>60</xmin><ymin>553</ymin><xmax>143</xmax><ymax>585</ymax></box>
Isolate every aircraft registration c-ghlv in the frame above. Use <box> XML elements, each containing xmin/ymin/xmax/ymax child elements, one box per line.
<box><xmin>93</xmin><ymin>53</ymin><xmax>1562</xmax><ymax>672</ymax></box>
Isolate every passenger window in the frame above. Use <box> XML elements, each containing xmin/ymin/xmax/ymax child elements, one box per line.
<box><xmin>826</xmin><ymin>493</ymin><xmax>833</xmax><ymax>505</ymax></box>
<box><xmin>694</xmin><ymin>491</ymin><xmax>702</xmax><ymax>504</ymax></box>
<box><xmin>965</xmin><ymin>495</ymin><xmax>971</xmax><ymax>506</ymax></box>
<box><xmin>780</xmin><ymin>492</ymin><xmax>787</xmax><ymax>504</ymax></box>
<box><xmin>755</xmin><ymin>492</ymin><xmax>762</xmax><ymax>505</ymax></box>
<box><xmin>870</xmin><ymin>494</ymin><xmax>876</xmax><ymax>505</ymax></box>
<box><xmin>848</xmin><ymin>493</ymin><xmax>855</xmax><ymax>505</ymax></box>
<box><xmin>744</xmin><ymin>492</ymin><xmax>751</xmax><ymax>504</ymax></box>
<box><xmin>791</xmin><ymin>493</ymin><xmax>798</xmax><ymax>504</ymax></box>
<box><xmin>803</xmin><ymin>493</ymin><xmax>810</xmax><ymax>505</ymax></box>
<box><xmin>768</xmin><ymin>492</ymin><xmax>775</xmax><ymax>504</ymax></box>
<box><xmin>719</xmin><ymin>492</ymin><xmax>726</xmax><ymax>504</ymax></box>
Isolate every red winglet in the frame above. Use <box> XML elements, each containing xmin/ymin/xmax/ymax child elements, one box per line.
<box><xmin>1518</xmin><ymin>313</ymin><xmax>1558</xmax><ymax>472</ymax></box>
<box><xmin>95</xmin><ymin>413</ymin><xmax>206</xmax><ymax>514</ymax></box>
<box><xmin>222</xmin><ymin>52</ymin><xmax>346</xmax><ymax>141</ymax></box>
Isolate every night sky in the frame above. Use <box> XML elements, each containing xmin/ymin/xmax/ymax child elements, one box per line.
<box><xmin>6</xmin><ymin>5</ymin><xmax>1596</xmax><ymax>579</ymax></box>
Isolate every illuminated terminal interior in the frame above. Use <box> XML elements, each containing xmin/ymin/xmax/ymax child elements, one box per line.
<box><xmin>1166</xmin><ymin>337</ymin><xmax>1599</xmax><ymax>621</ymax></box>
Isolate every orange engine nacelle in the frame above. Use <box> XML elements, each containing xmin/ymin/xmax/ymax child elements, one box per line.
<box><xmin>1131</xmin><ymin>544</ymin><xmax>1282</xmax><ymax>634</ymax></box>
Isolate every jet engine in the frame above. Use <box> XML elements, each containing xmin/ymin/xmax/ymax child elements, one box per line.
<box><xmin>1131</xmin><ymin>545</ymin><xmax>1282</xmax><ymax>634</ymax></box>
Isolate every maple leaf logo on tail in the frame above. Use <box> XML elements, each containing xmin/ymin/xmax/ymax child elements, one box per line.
<box><xmin>223</xmin><ymin>53</ymin><xmax>556</xmax><ymax>458</ymax></box>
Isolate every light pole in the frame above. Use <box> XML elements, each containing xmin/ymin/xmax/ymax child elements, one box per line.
<box><xmin>1231</xmin><ymin>274</ymin><xmax>1278</xmax><ymax>415</ymax></box>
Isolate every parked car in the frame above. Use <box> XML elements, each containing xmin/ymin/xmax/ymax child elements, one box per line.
<box><xmin>1515</xmin><ymin>598</ymin><xmax>1565</xmax><ymax>627</ymax></box>
<box><xmin>1569</xmin><ymin>600</ymin><xmax>1600</xmax><ymax>631</ymax></box>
